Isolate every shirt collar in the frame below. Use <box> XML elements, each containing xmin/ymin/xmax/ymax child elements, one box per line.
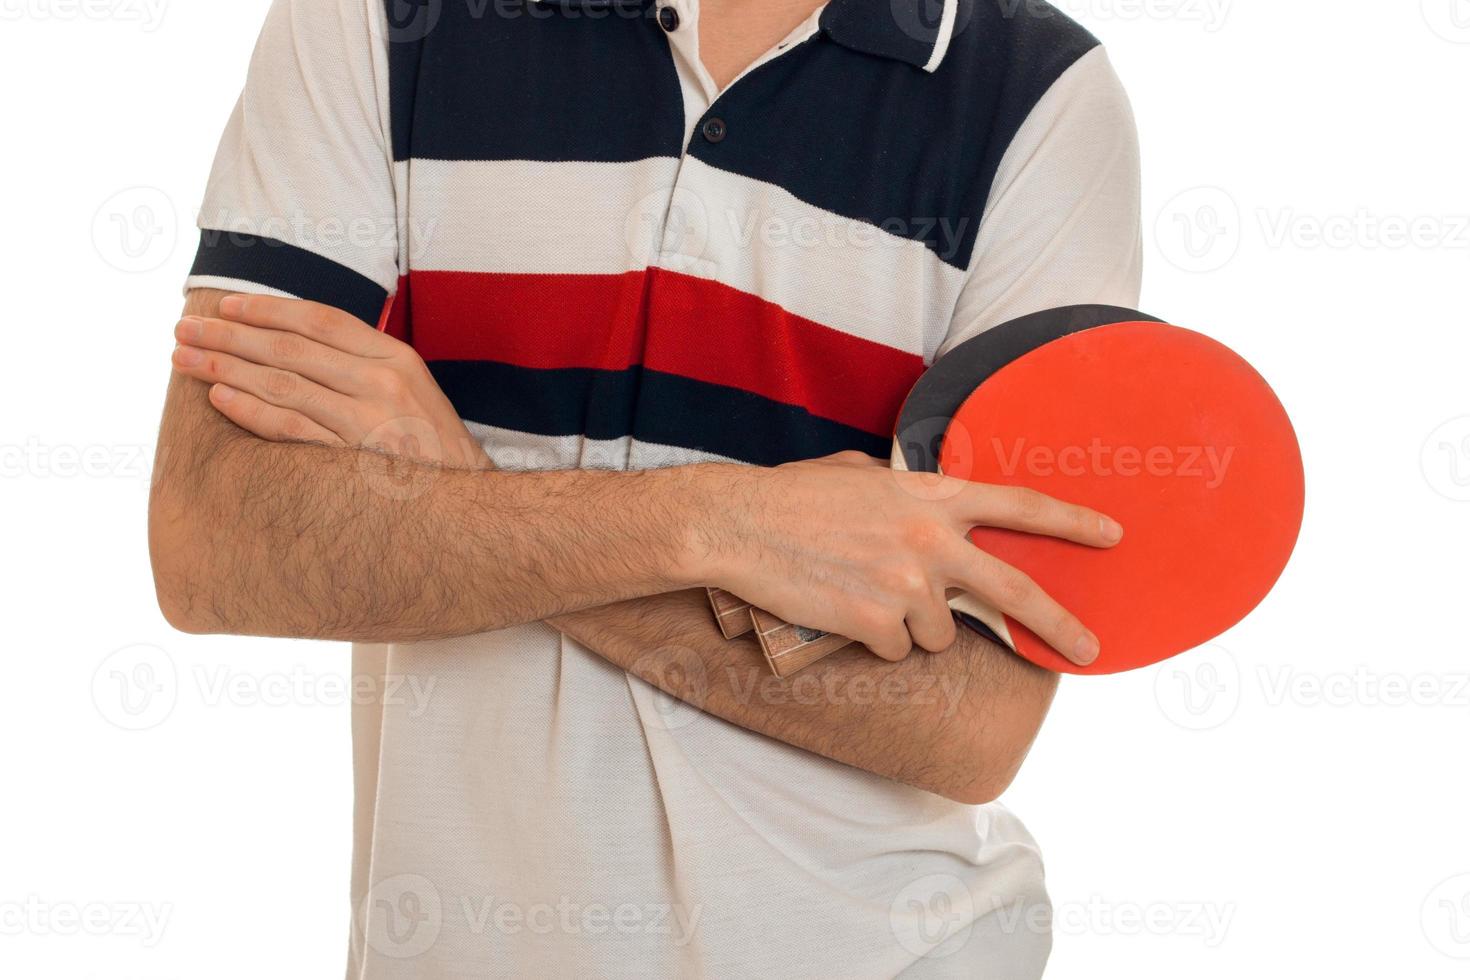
<box><xmin>819</xmin><ymin>0</ymin><xmax>960</xmax><ymax>73</ymax></box>
<box><xmin>526</xmin><ymin>0</ymin><xmax>961</xmax><ymax>74</ymax></box>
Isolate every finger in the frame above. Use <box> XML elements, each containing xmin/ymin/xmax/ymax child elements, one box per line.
<box><xmin>950</xmin><ymin>484</ymin><xmax>1124</xmax><ymax>548</ymax></box>
<box><xmin>858</xmin><ymin>609</ymin><xmax>916</xmax><ymax>663</ymax></box>
<box><xmin>208</xmin><ymin>384</ymin><xmax>346</xmax><ymax>447</ymax></box>
<box><xmin>173</xmin><ymin>345</ymin><xmax>364</xmax><ymax>440</ymax></box>
<box><xmin>824</xmin><ymin>450</ymin><xmax>885</xmax><ymax>468</ymax></box>
<box><xmin>905</xmin><ymin>592</ymin><xmax>959</xmax><ymax>654</ymax></box>
<box><xmin>947</xmin><ymin>543</ymin><xmax>1099</xmax><ymax>666</ymax></box>
<box><xmin>177</xmin><ymin>316</ymin><xmax>362</xmax><ymax>394</ymax></box>
<box><xmin>217</xmin><ymin>294</ymin><xmax>390</xmax><ymax>358</ymax></box>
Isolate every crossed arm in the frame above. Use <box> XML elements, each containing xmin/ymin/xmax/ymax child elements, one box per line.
<box><xmin>547</xmin><ymin>591</ymin><xmax>1057</xmax><ymax>804</ymax></box>
<box><xmin>150</xmin><ymin>290</ymin><xmax>1101</xmax><ymax>803</ymax></box>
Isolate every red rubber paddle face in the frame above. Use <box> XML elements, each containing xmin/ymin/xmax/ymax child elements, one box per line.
<box><xmin>939</xmin><ymin>321</ymin><xmax>1304</xmax><ymax>675</ymax></box>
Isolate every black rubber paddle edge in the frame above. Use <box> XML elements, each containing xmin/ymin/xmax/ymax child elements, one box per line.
<box><xmin>895</xmin><ymin>305</ymin><xmax>1161</xmax><ymax>475</ymax></box>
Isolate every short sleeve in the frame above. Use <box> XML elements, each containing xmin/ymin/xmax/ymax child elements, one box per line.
<box><xmin>186</xmin><ymin>0</ymin><xmax>401</xmax><ymax>326</ymax></box>
<box><xmin>943</xmin><ymin>46</ymin><xmax>1143</xmax><ymax>353</ymax></box>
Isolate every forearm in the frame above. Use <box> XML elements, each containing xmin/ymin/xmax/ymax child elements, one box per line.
<box><xmin>149</xmin><ymin>291</ymin><xmax>712</xmax><ymax>640</ymax></box>
<box><xmin>548</xmin><ymin>591</ymin><xmax>1058</xmax><ymax>804</ymax></box>
<box><xmin>157</xmin><ymin>290</ymin><xmax>1119</xmax><ymax>661</ymax></box>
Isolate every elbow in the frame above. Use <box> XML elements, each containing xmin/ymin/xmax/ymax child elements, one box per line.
<box><xmin>929</xmin><ymin>658</ymin><xmax>1058</xmax><ymax>805</ymax></box>
<box><xmin>927</xmin><ymin>681</ymin><xmax>1057</xmax><ymax>805</ymax></box>
<box><xmin>148</xmin><ymin>487</ymin><xmax>221</xmax><ymax>636</ymax></box>
<box><xmin>150</xmin><ymin>537</ymin><xmax>209</xmax><ymax>636</ymax></box>
<box><xmin>941</xmin><ymin>763</ymin><xmax>1022</xmax><ymax>807</ymax></box>
<box><xmin>154</xmin><ymin>581</ymin><xmax>213</xmax><ymax>636</ymax></box>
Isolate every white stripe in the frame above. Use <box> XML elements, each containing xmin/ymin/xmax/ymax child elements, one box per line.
<box><xmin>464</xmin><ymin>421</ymin><xmax>742</xmax><ymax>473</ymax></box>
<box><xmin>408</xmin><ymin>157</ymin><xmax>966</xmax><ymax>359</ymax></box>
<box><xmin>950</xmin><ymin>595</ymin><xmax>1014</xmax><ymax>648</ymax></box>
<box><xmin>945</xmin><ymin>47</ymin><xmax>1142</xmax><ymax>355</ymax></box>
<box><xmin>923</xmin><ymin>0</ymin><xmax>959</xmax><ymax>73</ymax></box>
<box><xmin>182</xmin><ymin>276</ymin><xmax>299</xmax><ymax>302</ymax></box>
<box><xmin>409</xmin><ymin>157</ymin><xmax>682</xmax><ymax>275</ymax></box>
<box><xmin>193</xmin><ymin>0</ymin><xmax>401</xmax><ymax>293</ymax></box>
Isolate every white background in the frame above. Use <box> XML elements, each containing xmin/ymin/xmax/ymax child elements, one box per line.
<box><xmin>1</xmin><ymin>1</ymin><xmax>1468</xmax><ymax>977</ymax></box>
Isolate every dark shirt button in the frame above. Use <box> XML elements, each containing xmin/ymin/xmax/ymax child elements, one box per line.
<box><xmin>701</xmin><ymin>117</ymin><xmax>727</xmax><ymax>143</ymax></box>
<box><xmin>658</xmin><ymin>6</ymin><xmax>679</xmax><ymax>31</ymax></box>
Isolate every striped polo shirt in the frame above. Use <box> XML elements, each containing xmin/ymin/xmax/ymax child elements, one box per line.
<box><xmin>187</xmin><ymin>0</ymin><xmax>1142</xmax><ymax>976</ymax></box>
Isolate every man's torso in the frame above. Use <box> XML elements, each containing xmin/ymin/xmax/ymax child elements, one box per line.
<box><xmin>187</xmin><ymin>2</ymin><xmax>1136</xmax><ymax>975</ymax></box>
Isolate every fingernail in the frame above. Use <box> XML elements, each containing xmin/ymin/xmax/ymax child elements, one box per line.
<box><xmin>219</xmin><ymin>295</ymin><xmax>244</xmax><ymax>318</ymax></box>
<box><xmin>1101</xmin><ymin>517</ymin><xmax>1124</xmax><ymax>543</ymax></box>
<box><xmin>176</xmin><ymin>316</ymin><xmax>203</xmax><ymax>342</ymax></box>
<box><xmin>212</xmin><ymin>383</ymin><xmax>235</xmax><ymax>404</ymax></box>
<box><xmin>173</xmin><ymin>345</ymin><xmax>203</xmax><ymax>367</ymax></box>
<box><xmin>1074</xmin><ymin>633</ymin><xmax>1100</xmax><ymax>665</ymax></box>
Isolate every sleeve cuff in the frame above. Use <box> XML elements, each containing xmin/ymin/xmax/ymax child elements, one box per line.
<box><xmin>188</xmin><ymin>231</ymin><xmax>390</xmax><ymax>327</ymax></box>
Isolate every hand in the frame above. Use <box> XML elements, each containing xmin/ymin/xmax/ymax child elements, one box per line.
<box><xmin>697</xmin><ymin>451</ymin><xmax>1124</xmax><ymax>665</ymax></box>
<box><xmin>171</xmin><ymin>294</ymin><xmax>488</xmax><ymax>470</ymax></box>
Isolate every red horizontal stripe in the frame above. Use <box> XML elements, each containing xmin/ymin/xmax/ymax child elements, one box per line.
<box><xmin>403</xmin><ymin>269</ymin><xmax>924</xmax><ymax>436</ymax></box>
<box><xmin>380</xmin><ymin>275</ymin><xmax>412</xmax><ymax>342</ymax></box>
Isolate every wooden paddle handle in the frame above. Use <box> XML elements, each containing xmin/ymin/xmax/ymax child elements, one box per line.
<box><xmin>704</xmin><ymin>589</ymin><xmax>856</xmax><ymax>678</ymax></box>
<box><xmin>750</xmin><ymin>609</ymin><xmax>857</xmax><ymax>677</ymax></box>
<box><xmin>706</xmin><ymin>587</ymin><xmax>758</xmax><ymax>639</ymax></box>
<box><xmin>704</xmin><ymin>589</ymin><xmax>1012</xmax><ymax>679</ymax></box>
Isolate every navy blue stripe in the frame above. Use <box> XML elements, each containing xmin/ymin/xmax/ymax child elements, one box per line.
<box><xmin>190</xmin><ymin>231</ymin><xmax>388</xmax><ymax>326</ymax></box>
<box><xmin>689</xmin><ymin>1</ymin><xmax>1099</xmax><ymax>268</ymax></box>
<box><xmin>384</xmin><ymin>0</ymin><xmax>1099</xmax><ymax>268</ymax></box>
<box><xmin>428</xmin><ymin>361</ymin><xmax>890</xmax><ymax>465</ymax></box>
<box><xmin>387</xmin><ymin>0</ymin><xmax>685</xmax><ymax>163</ymax></box>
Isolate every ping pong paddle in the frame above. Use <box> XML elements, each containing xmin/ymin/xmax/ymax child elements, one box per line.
<box><xmin>716</xmin><ymin>306</ymin><xmax>1304</xmax><ymax>678</ymax></box>
<box><xmin>721</xmin><ymin>305</ymin><xmax>1160</xmax><ymax>674</ymax></box>
<box><xmin>716</xmin><ymin>305</ymin><xmax>1162</xmax><ymax>674</ymax></box>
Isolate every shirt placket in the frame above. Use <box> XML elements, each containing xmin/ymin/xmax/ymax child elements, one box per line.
<box><xmin>653</xmin><ymin>0</ymin><xmax>826</xmax><ymax>272</ymax></box>
<box><xmin>626</xmin><ymin>3</ymin><xmax>823</xmax><ymax>469</ymax></box>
